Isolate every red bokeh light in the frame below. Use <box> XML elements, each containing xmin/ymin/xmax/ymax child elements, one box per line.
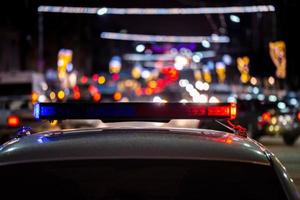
<box><xmin>92</xmin><ymin>74</ymin><xmax>99</xmax><ymax>82</ymax></box>
<box><xmin>80</xmin><ymin>76</ymin><xmax>88</xmax><ymax>84</ymax></box>
<box><xmin>73</xmin><ymin>91</ymin><xmax>81</xmax><ymax>100</ymax></box>
<box><xmin>7</xmin><ymin>115</ymin><xmax>20</xmax><ymax>127</ymax></box>
<box><xmin>112</xmin><ymin>73</ymin><xmax>120</xmax><ymax>81</ymax></box>
<box><xmin>261</xmin><ymin>112</ymin><xmax>271</xmax><ymax>123</ymax></box>
<box><xmin>93</xmin><ymin>92</ymin><xmax>101</xmax><ymax>102</ymax></box>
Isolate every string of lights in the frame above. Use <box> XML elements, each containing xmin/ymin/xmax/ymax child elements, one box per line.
<box><xmin>38</xmin><ymin>5</ymin><xmax>275</xmax><ymax>15</ymax></box>
<box><xmin>123</xmin><ymin>51</ymin><xmax>216</xmax><ymax>61</ymax></box>
<box><xmin>100</xmin><ymin>32</ymin><xmax>230</xmax><ymax>43</ymax></box>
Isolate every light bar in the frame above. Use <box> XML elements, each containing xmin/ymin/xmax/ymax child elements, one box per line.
<box><xmin>34</xmin><ymin>103</ymin><xmax>237</xmax><ymax>120</ymax></box>
<box><xmin>38</xmin><ymin>5</ymin><xmax>275</xmax><ymax>15</ymax></box>
<box><xmin>101</xmin><ymin>32</ymin><xmax>230</xmax><ymax>43</ymax></box>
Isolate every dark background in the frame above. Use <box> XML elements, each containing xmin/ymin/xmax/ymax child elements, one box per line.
<box><xmin>0</xmin><ymin>0</ymin><xmax>299</xmax><ymax>89</ymax></box>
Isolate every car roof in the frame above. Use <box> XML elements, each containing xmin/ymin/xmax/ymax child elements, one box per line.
<box><xmin>0</xmin><ymin>124</ymin><xmax>270</xmax><ymax>166</ymax></box>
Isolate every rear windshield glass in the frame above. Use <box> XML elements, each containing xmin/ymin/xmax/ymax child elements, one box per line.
<box><xmin>0</xmin><ymin>160</ymin><xmax>287</xmax><ymax>200</ymax></box>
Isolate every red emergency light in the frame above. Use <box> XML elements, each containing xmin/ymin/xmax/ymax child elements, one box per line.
<box><xmin>208</xmin><ymin>103</ymin><xmax>236</xmax><ymax>120</ymax></box>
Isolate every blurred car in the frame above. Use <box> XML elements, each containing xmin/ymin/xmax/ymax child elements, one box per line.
<box><xmin>236</xmin><ymin>98</ymin><xmax>300</xmax><ymax>145</ymax></box>
<box><xmin>256</xmin><ymin>107</ymin><xmax>300</xmax><ymax>145</ymax></box>
<box><xmin>0</xmin><ymin>102</ymin><xmax>299</xmax><ymax>199</ymax></box>
<box><xmin>0</xmin><ymin>71</ymin><xmax>50</xmax><ymax>142</ymax></box>
<box><xmin>235</xmin><ymin>99</ymin><xmax>276</xmax><ymax>138</ymax></box>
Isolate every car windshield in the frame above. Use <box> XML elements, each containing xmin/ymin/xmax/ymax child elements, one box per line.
<box><xmin>0</xmin><ymin>160</ymin><xmax>287</xmax><ymax>200</ymax></box>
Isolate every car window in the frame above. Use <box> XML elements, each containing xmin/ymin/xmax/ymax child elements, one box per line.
<box><xmin>0</xmin><ymin>160</ymin><xmax>287</xmax><ymax>200</ymax></box>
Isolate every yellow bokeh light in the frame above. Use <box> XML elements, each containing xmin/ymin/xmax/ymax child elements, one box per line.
<box><xmin>98</xmin><ymin>76</ymin><xmax>106</xmax><ymax>85</ymax></box>
<box><xmin>57</xmin><ymin>90</ymin><xmax>65</xmax><ymax>100</ymax></box>
<box><xmin>268</xmin><ymin>76</ymin><xmax>275</xmax><ymax>85</ymax></box>
<box><xmin>148</xmin><ymin>80</ymin><xmax>157</xmax><ymax>89</ymax></box>
<box><xmin>131</xmin><ymin>67</ymin><xmax>141</xmax><ymax>79</ymax></box>
<box><xmin>50</xmin><ymin>120</ymin><xmax>58</xmax><ymax>127</ymax></box>
<box><xmin>57</xmin><ymin>49</ymin><xmax>73</xmax><ymax>77</ymax></box>
<box><xmin>271</xmin><ymin>117</ymin><xmax>277</xmax><ymax>125</ymax></box>
<box><xmin>49</xmin><ymin>92</ymin><xmax>56</xmax><ymax>100</ymax></box>
<box><xmin>194</xmin><ymin>70</ymin><xmax>202</xmax><ymax>81</ymax></box>
<box><xmin>203</xmin><ymin>71</ymin><xmax>212</xmax><ymax>83</ymax></box>
<box><xmin>216</xmin><ymin>68</ymin><xmax>226</xmax><ymax>83</ymax></box>
<box><xmin>274</xmin><ymin>125</ymin><xmax>280</xmax><ymax>132</ymax></box>
<box><xmin>32</xmin><ymin>92</ymin><xmax>39</xmax><ymax>103</ymax></box>
<box><xmin>237</xmin><ymin>56</ymin><xmax>250</xmax><ymax>84</ymax></box>
<box><xmin>250</xmin><ymin>77</ymin><xmax>257</xmax><ymax>85</ymax></box>
<box><xmin>268</xmin><ymin>125</ymin><xmax>274</xmax><ymax>132</ymax></box>
<box><xmin>240</xmin><ymin>73</ymin><xmax>250</xmax><ymax>83</ymax></box>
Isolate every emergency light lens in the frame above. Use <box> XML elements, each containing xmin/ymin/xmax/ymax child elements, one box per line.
<box><xmin>33</xmin><ymin>103</ymin><xmax>237</xmax><ymax>120</ymax></box>
<box><xmin>230</xmin><ymin>103</ymin><xmax>237</xmax><ymax>120</ymax></box>
<box><xmin>34</xmin><ymin>103</ymin><xmax>40</xmax><ymax>119</ymax></box>
<box><xmin>207</xmin><ymin>103</ymin><xmax>236</xmax><ymax>120</ymax></box>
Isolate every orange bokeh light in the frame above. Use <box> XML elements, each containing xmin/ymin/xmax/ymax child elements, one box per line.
<box><xmin>93</xmin><ymin>92</ymin><xmax>101</xmax><ymax>102</ymax></box>
<box><xmin>7</xmin><ymin>115</ymin><xmax>20</xmax><ymax>127</ymax></box>
<box><xmin>113</xmin><ymin>92</ymin><xmax>122</xmax><ymax>101</ymax></box>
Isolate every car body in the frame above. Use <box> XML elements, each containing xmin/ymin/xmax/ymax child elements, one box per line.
<box><xmin>0</xmin><ymin>121</ymin><xmax>299</xmax><ymax>199</ymax></box>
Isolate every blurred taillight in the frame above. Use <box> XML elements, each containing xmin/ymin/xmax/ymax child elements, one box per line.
<box><xmin>92</xmin><ymin>74</ymin><xmax>99</xmax><ymax>82</ymax></box>
<box><xmin>80</xmin><ymin>76</ymin><xmax>88</xmax><ymax>84</ymax></box>
<box><xmin>93</xmin><ymin>92</ymin><xmax>101</xmax><ymax>102</ymax></box>
<box><xmin>261</xmin><ymin>112</ymin><xmax>271</xmax><ymax>123</ymax></box>
<box><xmin>7</xmin><ymin>115</ymin><xmax>20</xmax><ymax>127</ymax></box>
<box><xmin>297</xmin><ymin>112</ymin><xmax>300</xmax><ymax>121</ymax></box>
<box><xmin>113</xmin><ymin>92</ymin><xmax>122</xmax><ymax>101</ymax></box>
<box><xmin>73</xmin><ymin>86</ymin><xmax>81</xmax><ymax>100</ymax></box>
<box><xmin>73</xmin><ymin>91</ymin><xmax>81</xmax><ymax>100</ymax></box>
<box><xmin>88</xmin><ymin>85</ymin><xmax>98</xmax><ymax>95</ymax></box>
<box><xmin>31</xmin><ymin>91</ymin><xmax>39</xmax><ymax>103</ymax></box>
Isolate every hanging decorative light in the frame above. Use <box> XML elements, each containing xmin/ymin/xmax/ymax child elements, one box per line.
<box><xmin>269</xmin><ymin>41</ymin><xmax>286</xmax><ymax>79</ymax></box>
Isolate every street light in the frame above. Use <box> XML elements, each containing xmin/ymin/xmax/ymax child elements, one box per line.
<box><xmin>201</xmin><ymin>40</ymin><xmax>211</xmax><ymax>48</ymax></box>
<box><xmin>97</xmin><ymin>7</ymin><xmax>108</xmax><ymax>15</ymax></box>
<box><xmin>135</xmin><ymin>44</ymin><xmax>145</xmax><ymax>53</ymax></box>
<box><xmin>230</xmin><ymin>15</ymin><xmax>240</xmax><ymax>23</ymax></box>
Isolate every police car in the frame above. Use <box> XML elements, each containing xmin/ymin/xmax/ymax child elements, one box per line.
<box><xmin>0</xmin><ymin>102</ymin><xmax>299</xmax><ymax>199</ymax></box>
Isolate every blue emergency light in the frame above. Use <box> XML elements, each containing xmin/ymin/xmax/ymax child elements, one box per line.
<box><xmin>33</xmin><ymin>102</ymin><xmax>237</xmax><ymax>121</ymax></box>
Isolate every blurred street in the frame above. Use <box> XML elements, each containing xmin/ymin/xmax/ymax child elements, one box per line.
<box><xmin>262</xmin><ymin>137</ymin><xmax>300</xmax><ymax>191</ymax></box>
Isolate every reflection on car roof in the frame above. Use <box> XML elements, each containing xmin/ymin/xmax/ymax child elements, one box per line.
<box><xmin>0</xmin><ymin>126</ymin><xmax>269</xmax><ymax>166</ymax></box>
